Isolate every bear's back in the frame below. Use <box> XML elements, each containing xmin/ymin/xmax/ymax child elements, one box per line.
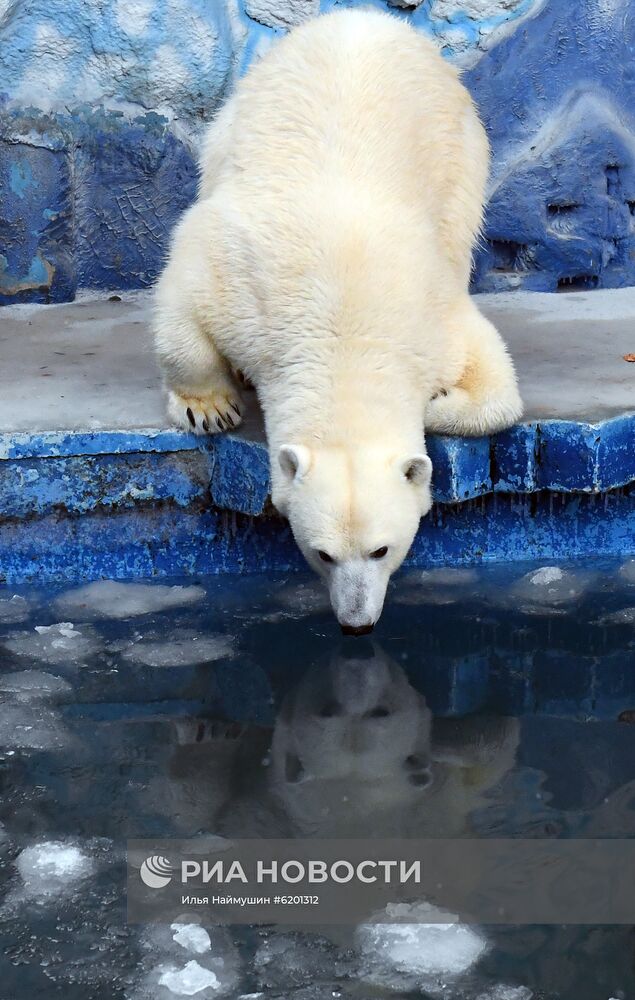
<box><xmin>201</xmin><ymin>9</ymin><xmax>472</xmax><ymax>203</ymax></box>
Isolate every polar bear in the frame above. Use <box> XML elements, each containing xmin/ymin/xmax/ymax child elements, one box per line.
<box><xmin>154</xmin><ymin>9</ymin><xmax>522</xmax><ymax>633</ymax></box>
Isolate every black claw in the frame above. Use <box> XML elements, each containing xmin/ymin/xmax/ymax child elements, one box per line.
<box><xmin>231</xmin><ymin>402</ymin><xmax>241</xmax><ymax>417</ymax></box>
<box><xmin>216</xmin><ymin>417</ymin><xmax>224</xmax><ymax>431</ymax></box>
<box><xmin>186</xmin><ymin>407</ymin><xmax>196</xmax><ymax>428</ymax></box>
<box><xmin>202</xmin><ymin>419</ymin><xmax>209</xmax><ymax>433</ymax></box>
<box><xmin>225</xmin><ymin>411</ymin><xmax>235</xmax><ymax>428</ymax></box>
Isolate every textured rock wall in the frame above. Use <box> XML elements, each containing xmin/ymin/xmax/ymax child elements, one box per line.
<box><xmin>1</xmin><ymin>0</ymin><xmax>634</xmax><ymax>302</ymax></box>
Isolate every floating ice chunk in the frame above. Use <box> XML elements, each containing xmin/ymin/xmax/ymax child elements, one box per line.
<box><xmin>418</xmin><ymin>567</ymin><xmax>479</xmax><ymax>586</ymax></box>
<box><xmin>172</xmin><ymin>923</ymin><xmax>212</xmax><ymax>955</ymax></box>
<box><xmin>529</xmin><ymin>566</ymin><xmax>564</xmax><ymax>586</ymax></box>
<box><xmin>0</xmin><ymin>670</ymin><xmax>72</xmax><ymax>700</ymax></box>
<box><xmin>476</xmin><ymin>989</ymin><xmax>532</xmax><ymax>1000</ymax></box>
<box><xmin>505</xmin><ymin>566</ymin><xmax>591</xmax><ymax>613</ymax></box>
<box><xmin>596</xmin><ymin>607</ymin><xmax>635</xmax><ymax>626</ymax></box>
<box><xmin>476</xmin><ymin>988</ymin><xmax>533</xmax><ymax>1000</ymax></box>
<box><xmin>618</xmin><ymin>559</ymin><xmax>635</xmax><ymax>584</ymax></box>
<box><xmin>4</xmin><ymin>622</ymin><xmax>101</xmax><ymax>664</ymax></box>
<box><xmin>356</xmin><ymin>901</ymin><xmax>487</xmax><ymax>992</ymax></box>
<box><xmin>0</xmin><ymin>703</ymin><xmax>69</xmax><ymax>749</ymax></box>
<box><xmin>139</xmin><ymin>925</ymin><xmax>240</xmax><ymax>998</ymax></box>
<box><xmin>55</xmin><ymin>580</ymin><xmax>206</xmax><ymax>620</ymax></box>
<box><xmin>122</xmin><ymin>630</ymin><xmax>234</xmax><ymax>668</ymax></box>
<box><xmin>0</xmin><ymin>595</ymin><xmax>31</xmax><ymax>624</ymax></box>
<box><xmin>396</xmin><ymin>566</ymin><xmax>479</xmax><ymax>606</ymax></box>
<box><xmin>16</xmin><ymin>841</ymin><xmax>94</xmax><ymax>897</ymax></box>
<box><xmin>158</xmin><ymin>961</ymin><xmax>220</xmax><ymax>995</ymax></box>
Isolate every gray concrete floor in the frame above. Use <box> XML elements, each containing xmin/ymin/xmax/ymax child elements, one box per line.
<box><xmin>0</xmin><ymin>288</ymin><xmax>633</xmax><ymax>435</ymax></box>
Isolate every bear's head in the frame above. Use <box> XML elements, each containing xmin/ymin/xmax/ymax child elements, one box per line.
<box><xmin>272</xmin><ymin>441</ymin><xmax>433</xmax><ymax>632</ymax></box>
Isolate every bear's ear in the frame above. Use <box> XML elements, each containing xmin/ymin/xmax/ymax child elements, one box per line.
<box><xmin>400</xmin><ymin>454</ymin><xmax>432</xmax><ymax>488</ymax></box>
<box><xmin>278</xmin><ymin>444</ymin><xmax>312</xmax><ymax>482</ymax></box>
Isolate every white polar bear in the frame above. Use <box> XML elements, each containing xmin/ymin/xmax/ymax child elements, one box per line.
<box><xmin>154</xmin><ymin>9</ymin><xmax>523</xmax><ymax>633</ymax></box>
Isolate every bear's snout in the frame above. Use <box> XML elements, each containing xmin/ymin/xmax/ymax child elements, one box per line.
<box><xmin>341</xmin><ymin>623</ymin><xmax>375</xmax><ymax>637</ymax></box>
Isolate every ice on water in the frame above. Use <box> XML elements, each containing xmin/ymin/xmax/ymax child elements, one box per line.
<box><xmin>476</xmin><ymin>988</ymin><xmax>533</xmax><ymax>1000</ymax></box>
<box><xmin>356</xmin><ymin>901</ymin><xmax>487</xmax><ymax>993</ymax></box>
<box><xmin>122</xmin><ymin>630</ymin><xmax>235</xmax><ymax>668</ymax></box>
<box><xmin>158</xmin><ymin>961</ymin><xmax>221</xmax><ymax>996</ymax></box>
<box><xmin>0</xmin><ymin>670</ymin><xmax>72</xmax><ymax>700</ymax></box>
<box><xmin>171</xmin><ymin>923</ymin><xmax>212</xmax><ymax>955</ymax></box>
<box><xmin>484</xmin><ymin>565</ymin><xmax>593</xmax><ymax>616</ymax></box>
<box><xmin>618</xmin><ymin>559</ymin><xmax>635</xmax><ymax>584</ymax></box>
<box><xmin>55</xmin><ymin>579</ymin><xmax>206</xmax><ymax>620</ymax></box>
<box><xmin>0</xmin><ymin>702</ymin><xmax>70</xmax><ymax>750</ymax></box>
<box><xmin>135</xmin><ymin>924</ymin><xmax>240</xmax><ymax>999</ymax></box>
<box><xmin>0</xmin><ymin>594</ymin><xmax>31</xmax><ymax>624</ymax></box>
<box><xmin>596</xmin><ymin>606</ymin><xmax>635</xmax><ymax>626</ymax></box>
<box><xmin>16</xmin><ymin>841</ymin><xmax>94</xmax><ymax>898</ymax></box>
<box><xmin>396</xmin><ymin>566</ymin><xmax>479</xmax><ymax>606</ymax></box>
<box><xmin>3</xmin><ymin>621</ymin><xmax>102</xmax><ymax>664</ymax></box>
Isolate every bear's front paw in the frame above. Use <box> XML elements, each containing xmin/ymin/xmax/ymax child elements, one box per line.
<box><xmin>167</xmin><ymin>387</ymin><xmax>244</xmax><ymax>435</ymax></box>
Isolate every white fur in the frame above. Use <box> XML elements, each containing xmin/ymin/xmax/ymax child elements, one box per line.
<box><xmin>154</xmin><ymin>9</ymin><xmax>523</xmax><ymax>628</ymax></box>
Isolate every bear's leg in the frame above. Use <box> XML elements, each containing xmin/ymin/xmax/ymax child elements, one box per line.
<box><xmin>154</xmin><ymin>197</ymin><xmax>245</xmax><ymax>435</ymax></box>
<box><xmin>425</xmin><ymin>299</ymin><xmax>523</xmax><ymax>436</ymax></box>
<box><xmin>155</xmin><ymin>304</ymin><xmax>243</xmax><ymax>436</ymax></box>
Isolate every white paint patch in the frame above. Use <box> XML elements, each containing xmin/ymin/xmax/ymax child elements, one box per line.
<box><xmin>166</xmin><ymin>0</ymin><xmax>218</xmax><ymax>67</ymax></box>
<box><xmin>148</xmin><ymin>43</ymin><xmax>191</xmax><ymax>107</ymax></box>
<box><xmin>0</xmin><ymin>0</ymin><xmax>19</xmax><ymax>29</ymax></box>
<box><xmin>244</xmin><ymin>0</ymin><xmax>319</xmax><ymax>30</ymax></box>
<box><xmin>432</xmin><ymin>0</ymin><xmax>523</xmax><ymax>16</ymax></box>
<box><xmin>114</xmin><ymin>0</ymin><xmax>154</xmax><ymax>35</ymax></box>
<box><xmin>158</xmin><ymin>960</ymin><xmax>221</xmax><ymax>995</ymax></box>
<box><xmin>432</xmin><ymin>0</ymin><xmax>548</xmax><ymax>68</ymax></box>
<box><xmin>14</xmin><ymin>22</ymin><xmax>77</xmax><ymax>108</ymax></box>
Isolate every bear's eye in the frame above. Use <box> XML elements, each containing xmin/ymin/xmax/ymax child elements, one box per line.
<box><xmin>318</xmin><ymin>550</ymin><xmax>334</xmax><ymax>564</ymax></box>
<box><xmin>370</xmin><ymin>546</ymin><xmax>388</xmax><ymax>560</ymax></box>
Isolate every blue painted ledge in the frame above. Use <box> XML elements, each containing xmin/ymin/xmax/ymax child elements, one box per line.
<box><xmin>0</xmin><ymin>412</ymin><xmax>634</xmax><ymax>585</ymax></box>
<box><xmin>1</xmin><ymin>414</ymin><xmax>634</xmax><ymax>519</ymax></box>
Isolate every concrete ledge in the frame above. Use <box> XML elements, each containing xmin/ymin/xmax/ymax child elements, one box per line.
<box><xmin>0</xmin><ymin>288</ymin><xmax>634</xmax><ymax>582</ymax></box>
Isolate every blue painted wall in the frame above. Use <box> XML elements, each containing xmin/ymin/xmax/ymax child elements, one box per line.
<box><xmin>1</xmin><ymin>0</ymin><xmax>635</xmax><ymax>303</ymax></box>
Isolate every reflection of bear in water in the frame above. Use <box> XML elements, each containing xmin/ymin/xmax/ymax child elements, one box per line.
<box><xmin>156</xmin><ymin>643</ymin><xmax>519</xmax><ymax>840</ymax></box>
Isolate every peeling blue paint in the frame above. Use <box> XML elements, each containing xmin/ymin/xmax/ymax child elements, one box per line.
<box><xmin>0</xmin><ymin>483</ymin><xmax>633</xmax><ymax>586</ymax></box>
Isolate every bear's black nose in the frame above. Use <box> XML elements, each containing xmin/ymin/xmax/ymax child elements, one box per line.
<box><xmin>341</xmin><ymin>623</ymin><xmax>374</xmax><ymax>637</ymax></box>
